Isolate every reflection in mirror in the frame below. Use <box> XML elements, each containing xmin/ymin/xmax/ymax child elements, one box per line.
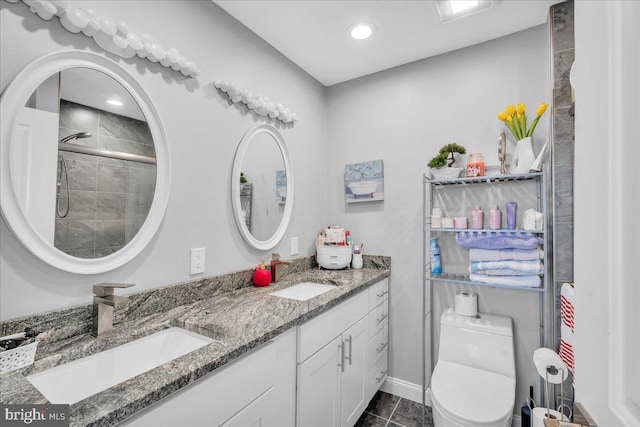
<box><xmin>240</xmin><ymin>132</ymin><xmax>285</xmax><ymax>241</ymax></box>
<box><xmin>20</xmin><ymin>67</ymin><xmax>156</xmax><ymax>259</ymax></box>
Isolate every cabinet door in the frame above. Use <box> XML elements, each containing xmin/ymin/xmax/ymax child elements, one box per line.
<box><xmin>341</xmin><ymin>316</ymin><xmax>368</xmax><ymax>427</ymax></box>
<box><xmin>297</xmin><ymin>335</ymin><xmax>342</xmax><ymax>427</ymax></box>
<box><xmin>221</xmin><ymin>386</ymin><xmax>276</xmax><ymax>427</ymax></box>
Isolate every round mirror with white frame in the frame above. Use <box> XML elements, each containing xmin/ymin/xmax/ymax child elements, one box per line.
<box><xmin>231</xmin><ymin>124</ymin><xmax>294</xmax><ymax>251</ymax></box>
<box><xmin>0</xmin><ymin>50</ymin><xmax>171</xmax><ymax>274</ymax></box>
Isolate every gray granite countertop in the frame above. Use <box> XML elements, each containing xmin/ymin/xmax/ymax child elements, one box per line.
<box><xmin>0</xmin><ymin>266</ymin><xmax>389</xmax><ymax>426</ymax></box>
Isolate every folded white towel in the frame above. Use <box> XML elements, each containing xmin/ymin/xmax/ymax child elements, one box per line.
<box><xmin>469</xmin><ymin>274</ymin><xmax>541</xmax><ymax>287</ymax></box>
<box><xmin>469</xmin><ymin>248</ymin><xmax>544</xmax><ymax>262</ymax></box>
<box><xmin>561</xmin><ymin>282</ymin><xmax>575</xmax><ymax>332</ymax></box>
<box><xmin>559</xmin><ymin>283</ymin><xmax>575</xmax><ymax>381</ymax></box>
<box><xmin>470</xmin><ymin>260</ymin><xmax>543</xmax><ymax>274</ymax></box>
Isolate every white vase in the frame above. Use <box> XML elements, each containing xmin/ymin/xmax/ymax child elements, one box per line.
<box><xmin>510</xmin><ymin>136</ymin><xmax>537</xmax><ymax>174</ymax></box>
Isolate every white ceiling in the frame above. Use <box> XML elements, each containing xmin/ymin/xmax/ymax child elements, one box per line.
<box><xmin>60</xmin><ymin>68</ymin><xmax>145</xmax><ymax>121</ymax></box>
<box><xmin>215</xmin><ymin>0</ymin><xmax>561</xmax><ymax>86</ymax></box>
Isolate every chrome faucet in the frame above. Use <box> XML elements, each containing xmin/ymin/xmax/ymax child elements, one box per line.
<box><xmin>92</xmin><ymin>283</ymin><xmax>134</xmax><ymax>337</ymax></box>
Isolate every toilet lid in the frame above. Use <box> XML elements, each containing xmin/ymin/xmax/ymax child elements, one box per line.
<box><xmin>432</xmin><ymin>361</ymin><xmax>515</xmax><ymax>427</ymax></box>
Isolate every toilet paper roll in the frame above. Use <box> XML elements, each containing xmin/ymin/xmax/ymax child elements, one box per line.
<box><xmin>533</xmin><ymin>348</ymin><xmax>568</xmax><ymax>384</ymax></box>
<box><xmin>454</xmin><ymin>291</ymin><xmax>478</xmax><ymax>317</ymax></box>
<box><xmin>531</xmin><ymin>407</ymin><xmax>568</xmax><ymax>427</ymax></box>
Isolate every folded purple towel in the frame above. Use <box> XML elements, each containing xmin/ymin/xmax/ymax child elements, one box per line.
<box><xmin>456</xmin><ymin>231</ymin><xmax>542</xmax><ymax>250</ymax></box>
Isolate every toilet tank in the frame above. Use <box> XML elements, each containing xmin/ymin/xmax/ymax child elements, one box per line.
<box><xmin>437</xmin><ymin>308</ymin><xmax>515</xmax><ymax>379</ymax></box>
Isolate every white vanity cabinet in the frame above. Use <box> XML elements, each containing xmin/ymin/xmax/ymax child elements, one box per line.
<box><xmin>119</xmin><ymin>328</ymin><xmax>296</xmax><ymax>427</ymax></box>
<box><xmin>365</xmin><ymin>279</ymin><xmax>389</xmax><ymax>403</ymax></box>
<box><xmin>118</xmin><ymin>277</ymin><xmax>389</xmax><ymax>427</ymax></box>
<box><xmin>296</xmin><ymin>278</ymin><xmax>390</xmax><ymax>427</ymax></box>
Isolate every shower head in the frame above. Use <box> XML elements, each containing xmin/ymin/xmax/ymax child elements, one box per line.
<box><xmin>59</xmin><ymin>132</ymin><xmax>92</xmax><ymax>143</ymax></box>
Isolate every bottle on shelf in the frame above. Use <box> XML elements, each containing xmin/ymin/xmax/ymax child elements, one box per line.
<box><xmin>506</xmin><ymin>202</ymin><xmax>517</xmax><ymax>230</ymax></box>
<box><xmin>471</xmin><ymin>205</ymin><xmax>484</xmax><ymax>229</ymax></box>
<box><xmin>431</xmin><ymin>208</ymin><xmax>443</xmax><ymax>229</ymax></box>
<box><xmin>489</xmin><ymin>205</ymin><xmax>502</xmax><ymax>230</ymax></box>
<box><xmin>430</xmin><ymin>237</ymin><xmax>441</xmax><ymax>274</ymax></box>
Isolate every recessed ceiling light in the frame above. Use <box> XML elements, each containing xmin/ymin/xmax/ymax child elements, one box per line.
<box><xmin>450</xmin><ymin>1</ymin><xmax>479</xmax><ymax>14</ymax></box>
<box><xmin>349</xmin><ymin>23</ymin><xmax>375</xmax><ymax>40</ymax></box>
<box><xmin>436</xmin><ymin>0</ymin><xmax>493</xmax><ymax>23</ymax></box>
<box><xmin>107</xmin><ymin>99</ymin><xmax>123</xmax><ymax>106</ymax></box>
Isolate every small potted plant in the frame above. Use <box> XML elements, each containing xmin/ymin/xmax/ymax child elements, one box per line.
<box><xmin>253</xmin><ymin>260</ymin><xmax>272</xmax><ymax>287</ymax></box>
<box><xmin>428</xmin><ymin>143</ymin><xmax>467</xmax><ymax>180</ymax></box>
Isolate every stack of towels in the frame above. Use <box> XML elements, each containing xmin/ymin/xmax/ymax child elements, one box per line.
<box><xmin>456</xmin><ymin>231</ymin><xmax>544</xmax><ymax>287</ymax></box>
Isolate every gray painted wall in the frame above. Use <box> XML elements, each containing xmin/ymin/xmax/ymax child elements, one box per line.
<box><xmin>0</xmin><ymin>1</ymin><xmax>326</xmax><ymax>319</ymax></box>
<box><xmin>325</xmin><ymin>24</ymin><xmax>550</xmax><ymax>405</ymax></box>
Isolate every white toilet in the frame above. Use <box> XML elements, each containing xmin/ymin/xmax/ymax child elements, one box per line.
<box><xmin>431</xmin><ymin>308</ymin><xmax>516</xmax><ymax>427</ymax></box>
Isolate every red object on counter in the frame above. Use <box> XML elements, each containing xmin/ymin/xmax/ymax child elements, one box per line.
<box><xmin>253</xmin><ymin>261</ymin><xmax>272</xmax><ymax>287</ymax></box>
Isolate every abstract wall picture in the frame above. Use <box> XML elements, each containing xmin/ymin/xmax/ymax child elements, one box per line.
<box><xmin>345</xmin><ymin>159</ymin><xmax>384</xmax><ymax>203</ymax></box>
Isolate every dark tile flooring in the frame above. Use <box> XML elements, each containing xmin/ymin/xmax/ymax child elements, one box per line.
<box><xmin>355</xmin><ymin>391</ymin><xmax>434</xmax><ymax>427</ymax></box>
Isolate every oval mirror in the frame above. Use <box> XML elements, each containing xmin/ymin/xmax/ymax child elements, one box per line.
<box><xmin>231</xmin><ymin>124</ymin><xmax>294</xmax><ymax>251</ymax></box>
<box><xmin>0</xmin><ymin>50</ymin><xmax>171</xmax><ymax>274</ymax></box>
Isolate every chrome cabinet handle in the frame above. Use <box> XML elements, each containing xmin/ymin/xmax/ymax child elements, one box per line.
<box><xmin>376</xmin><ymin>370</ymin><xmax>388</xmax><ymax>383</ymax></box>
<box><xmin>345</xmin><ymin>335</ymin><xmax>353</xmax><ymax>365</ymax></box>
<box><xmin>376</xmin><ymin>342</ymin><xmax>388</xmax><ymax>353</ymax></box>
<box><xmin>338</xmin><ymin>342</ymin><xmax>345</xmax><ymax>372</ymax></box>
<box><xmin>376</xmin><ymin>290</ymin><xmax>388</xmax><ymax>298</ymax></box>
<box><xmin>377</xmin><ymin>313</ymin><xmax>388</xmax><ymax>323</ymax></box>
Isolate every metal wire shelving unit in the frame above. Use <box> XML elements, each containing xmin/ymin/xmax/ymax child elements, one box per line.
<box><xmin>421</xmin><ymin>170</ymin><xmax>551</xmax><ymax>427</ymax></box>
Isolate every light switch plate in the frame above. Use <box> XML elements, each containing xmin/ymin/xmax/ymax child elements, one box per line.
<box><xmin>291</xmin><ymin>237</ymin><xmax>299</xmax><ymax>256</ymax></box>
<box><xmin>190</xmin><ymin>248</ymin><xmax>205</xmax><ymax>275</ymax></box>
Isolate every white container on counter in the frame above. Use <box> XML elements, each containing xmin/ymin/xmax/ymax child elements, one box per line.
<box><xmin>316</xmin><ymin>245</ymin><xmax>352</xmax><ymax>270</ymax></box>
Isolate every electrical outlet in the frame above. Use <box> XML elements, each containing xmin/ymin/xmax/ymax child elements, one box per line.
<box><xmin>291</xmin><ymin>237</ymin><xmax>299</xmax><ymax>256</ymax></box>
<box><xmin>190</xmin><ymin>248</ymin><xmax>205</xmax><ymax>275</ymax></box>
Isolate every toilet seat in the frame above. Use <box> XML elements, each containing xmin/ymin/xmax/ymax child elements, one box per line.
<box><xmin>431</xmin><ymin>361</ymin><xmax>515</xmax><ymax>427</ymax></box>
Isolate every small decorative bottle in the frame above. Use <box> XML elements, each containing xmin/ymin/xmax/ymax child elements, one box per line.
<box><xmin>431</xmin><ymin>208</ymin><xmax>443</xmax><ymax>228</ymax></box>
<box><xmin>489</xmin><ymin>205</ymin><xmax>502</xmax><ymax>230</ymax></box>
<box><xmin>467</xmin><ymin>153</ymin><xmax>485</xmax><ymax>177</ymax></box>
<box><xmin>471</xmin><ymin>205</ymin><xmax>484</xmax><ymax>229</ymax></box>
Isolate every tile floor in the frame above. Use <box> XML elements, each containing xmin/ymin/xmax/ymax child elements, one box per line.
<box><xmin>355</xmin><ymin>391</ymin><xmax>434</xmax><ymax>427</ymax></box>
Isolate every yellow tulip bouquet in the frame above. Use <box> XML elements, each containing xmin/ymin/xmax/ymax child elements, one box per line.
<box><xmin>497</xmin><ymin>103</ymin><xmax>548</xmax><ymax>141</ymax></box>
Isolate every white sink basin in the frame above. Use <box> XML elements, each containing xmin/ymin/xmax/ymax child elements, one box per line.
<box><xmin>27</xmin><ymin>327</ymin><xmax>213</xmax><ymax>404</ymax></box>
<box><xmin>269</xmin><ymin>282</ymin><xmax>335</xmax><ymax>301</ymax></box>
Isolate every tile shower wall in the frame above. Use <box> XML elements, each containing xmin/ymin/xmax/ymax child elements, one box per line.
<box><xmin>55</xmin><ymin>100</ymin><xmax>156</xmax><ymax>258</ymax></box>
<box><xmin>551</xmin><ymin>0</ymin><xmax>575</xmax><ymax>403</ymax></box>
<box><xmin>551</xmin><ymin>0</ymin><xmax>574</xmax><ymax>345</ymax></box>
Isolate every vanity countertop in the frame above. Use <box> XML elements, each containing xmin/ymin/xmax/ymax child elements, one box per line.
<box><xmin>0</xmin><ymin>266</ymin><xmax>390</xmax><ymax>426</ymax></box>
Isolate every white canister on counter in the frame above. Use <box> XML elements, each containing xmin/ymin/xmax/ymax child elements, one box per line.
<box><xmin>352</xmin><ymin>253</ymin><xmax>363</xmax><ymax>269</ymax></box>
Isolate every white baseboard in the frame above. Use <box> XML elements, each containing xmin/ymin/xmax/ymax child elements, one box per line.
<box><xmin>380</xmin><ymin>376</ymin><xmax>432</xmax><ymax>406</ymax></box>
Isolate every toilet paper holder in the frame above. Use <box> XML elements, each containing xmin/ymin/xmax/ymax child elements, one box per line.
<box><xmin>544</xmin><ymin>364</ymin><xmax>573</xmax><ymax>422</ymax></box>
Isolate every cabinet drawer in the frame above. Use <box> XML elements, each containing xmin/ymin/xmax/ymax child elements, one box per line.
<box><xmin>368</xmin><ymin>278</ymin><xmax>389</xmax><ymax>310</ymax></box>
<box><xmin>366</xmin><ymin>323</ymin><xmax>388</xmax><ymax>371</ymax></box>
<box><xmin>368</xmin><ymin>300</ymin><xmax>389</xmax><ymax>339</ymax></box>
<box><xmin>297</xmin><ymin>290</ymin><xmax>368</xmax><ymax>363</ymax></box>
<box><xmin>365</xmin><ymin>351</ymin><xmax>388</xmax><ymax>403</ymax></box>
